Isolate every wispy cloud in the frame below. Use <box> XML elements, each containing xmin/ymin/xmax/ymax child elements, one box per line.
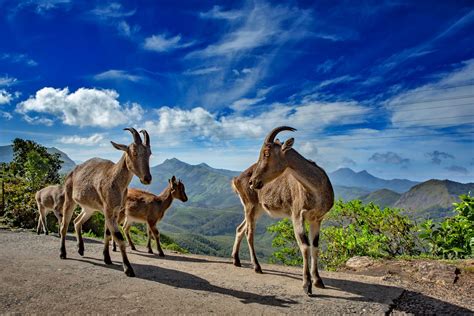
<box><xmin>190</xmin><ymin>2</ymin><xmax>311</xmax><ymax>58</ymax></box>
<box><xmin>88</xmin><ymin>2</ymin><xmax>135</xmax><ymax>19</ymax></box>
<box><xmin>183</xmin><ymin>67</ymin><xmax>221</xmax><ymax>76</ymax></box>
<box><xmin>59</xmin><ymin>133</ymin><xmax>105</xmax><ymax>145</ymax></box>
<box><xmin>16</xmin><ymin>87</ymin><xmax>143</xmax><ymax>127</ymax></box>
<box><xmin>184</xmin><ymin>1</ymin><xmax>313</xmax><ymax>108</ymax></box>
<box><xmin>199</xmin><ymin>5</ymin><xmax>244</xmax><ymax>20</ymax></box>
<box><xmin>12</xmin><ymin>0</ymin><xmax>71</xmax><ymax>15</ymax></box>
<box><xmin>386</xmin><ymin>58</ymin><xmax>474</xmax><ymax>128</ymax></box>
<box><xmin>93</xmin><ymin>69</ymin><xmax>144</xmax><ymax>82</ymax></box>
<box><xmin>87</xmin><ymin>2</ymin><xmax>138</xmax><ymax>38</ymax></box>
<box><xmin>0</xmin><ymin>75</ymin><xmax>18</xmax><ymax>87</ymax></box>
<box><xmin>1</xmin><ymin>53</ymin><xmax>38</xmax><ymax>67</ymax></box>
<box><xmin>23</xmin><ymin>115</ymin><xmax>54</xmax><ymax>126</ymax></box>
<box><xmin>143</xmin><ymin>34</ymin><xmax>195</xmax><ymax>53</ymax></box>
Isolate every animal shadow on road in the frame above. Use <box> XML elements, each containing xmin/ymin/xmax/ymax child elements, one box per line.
<box><xmin>69</xmin><ymin>257</ymin><xmax>297</xmax><ymax>308</ymax></box>
<box><xmin>132</xmin><ymin>251</ymin><xmax>231</xmax><ymax>265</ymax></box>
<box><xmin>264</xmin><ymin>269</ymin><xmax>471</xmax><ymax>314</ymax></box>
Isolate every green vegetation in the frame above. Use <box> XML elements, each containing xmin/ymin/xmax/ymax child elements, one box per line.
<box><xmin>267</xmin><ymin>196</ymin><xmax>473</xmax><ymax>270</ymax></box>
<box><xmin>1</xmin><ymin>139</ymin><xmax>62</xmax><ymax>228</ymax></box>
<box><xmin>267</xmin><ymin>200</ymin><xmax>419</xmax><ymax>270</ymax></box>
<box><xmin>419</xmin><ymin>193</ymin><xmax>473</xmax><ymax>259</ymax></box>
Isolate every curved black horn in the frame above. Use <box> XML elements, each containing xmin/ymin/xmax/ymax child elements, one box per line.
<box><xmin>264</xmin><ymin>126</ymin><xmax>296</xmax><ymax>144</ymax></box>
<box><xmin>140</xmin><ymin>129</ymin><xmax>150</xmax><ymax>147</ymax></box>
<box><xmin>124</xmin><ymin>127</ymin><xmax>142</xmax><ymax>144</ymax></box>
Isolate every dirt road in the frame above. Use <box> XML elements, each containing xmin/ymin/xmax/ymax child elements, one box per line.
<box><xmin>0</xmin><ymin>230</ymin><xmax>471</xmax><ymax>314</ymax></box>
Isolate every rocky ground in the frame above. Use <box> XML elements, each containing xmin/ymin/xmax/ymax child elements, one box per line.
<box><xmin>0</xmin><ymin>229</ymin><xmax>472</xmax><ymax>315</ymax></box>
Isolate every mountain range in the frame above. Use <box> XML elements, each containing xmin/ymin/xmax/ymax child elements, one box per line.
<box><xmin>2</xmin><ymin>141</ymin><xmax>473</xmax><ymax>260</ymax></box>
<box><xmin>0</xmin><ymin>145</ymin><xmax>76</xmax><ymax>173</ymax></box>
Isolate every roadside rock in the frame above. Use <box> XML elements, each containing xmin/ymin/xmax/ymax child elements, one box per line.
<box><xmin>415</xmin><ymin>261</ymin><xmax>460</xmax><ymax>286</ymax></box>
<box><xmin>346</xmin><ymin>256</ymin><xmax>376</xmax><ymax>269</ymax></box>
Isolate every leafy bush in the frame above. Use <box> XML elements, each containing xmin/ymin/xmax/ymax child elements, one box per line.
<box><xmin>267</xmin><ymin>218</ymin><xmax>303</xmax><ymax>266</ymax></box>
<box><xmin>419</xmin><ymin>193</ymin><xmax>473</xmax><ymax>259</ymax></box>
<box><xmin>267</xmin><ymin>200</ymin><xmax>420</xmax><ymax>270</ymax></box>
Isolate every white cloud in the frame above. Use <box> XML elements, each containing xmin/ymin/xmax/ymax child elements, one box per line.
<box><xmin>200</xmin><ymin>5</ymin><xmax>244</xmax><ymax>20</ymax></box>
<box><xmin>0</xmin><ymin>111</ymin><xmax>12</xmax><ymax>120</ymax></box>
<box><xmin>143</xmin><ymin>100</ymin><xmax>369</xmax><ymax>142</ymax></box>
<box><xmin>387</xmin><ymin>59</ymin><xmax>474</xmax><ymax>128</ymax></box>
<box><xmin>298</xmin><ymin>142</ymin><xmax>318</xmax><ymax>158</ymax></box>
<box><xmin>16</xmin><ymin>87</ymin><xmax>144</xmax><ymax>127</ymax></box>
<box><xmin>23</xmin><ymin>115</ymin><xmax>54</xmax><ymax>126</ymax></box>
<box><xmin>13</xmin><ymin>0</ymin><xmax>71</xmax><ymax>15</ymax></box>
<box><xmin>1</xmin><ymin>53</ymin><xmax>37</xmax><ymax>67</ymax></box>
<box><xmin>93</xmin><ymin>69</ymin><xmax>143</xmax><ymax>82</ymax></box>
<box><xmin>184</xmin><ymin>1</ymin><xmax>312</xmax><ymax>109</ymax></box>
<box><xmin>230</xmin><ymin>97</ymin><xmax>265</xmax><ymax>112</ymax></box>
<box><xmin>116</xmin><ymin>20</ymin><xmax>140</xmax><ymax>37</ymax></box>
<box><xmin>0</xmin><ymin>90</ymin><xmax>13</xmax><ymax>104</ymax></box>
<box><xmin>318</xmin><ymin>75</ymin><xmax>358</xmax><ymax>88</ymax></box>
<box><xmin>184</xmin><ymin>67</ymin><xmax>221</xmax><ymax>76</ymax></box>
<box><xmin>189</xmin><ymin>2</ymin><xmax>311</xmax><ymax>58</ymax></box>
<box><xmin>59</xmin><ymin>133</ymin><xmax>105</xmax><ymax>145</ymax></box>
<box><xmin>0</xmin><ymin>75</ymin><xmax>18</xmax><ymax>87</ymax></box>
<box><xmin>89</xmin><ymin>3</ymin><xmax>135</xmax><ymax>19</ymax></box>
<box><xmin>143</xmin><ymin>34</ymin><xmax>194</xmax><ymax>53</ymax></box>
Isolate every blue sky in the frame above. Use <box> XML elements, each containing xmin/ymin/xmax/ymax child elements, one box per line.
<box><xmin>0</xmin><ymin>0</ymin><xmax>473</xmax><ymax>182</ymax></box>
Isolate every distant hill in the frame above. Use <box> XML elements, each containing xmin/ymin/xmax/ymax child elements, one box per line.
<box><xmin>131</xmin><ymin>158</ymin><xmax>240</xmax><ymax>209</ymax></box>
<box><xmin>0</xmin><ymin>145</ymin><xmax>76</xmax><ymax>173</ymax></box>
<box><xmin>359</xmin><ymin>189</ymin><xmax>401</xmax><ymax>208</ymax></box>
<box><xmin>329</xmin><ymin>168</ymin><xmax>418</xmax><ymax>193</ymax></box>
<box><xmin>393</xmin><ymin>179</ymin><xmax>474</xmax><ymax>220</ymax></box>
<box><xmin>334</xmin><ymin>185</ymin><xmax>371</xmax><ymax>201</ymax></box>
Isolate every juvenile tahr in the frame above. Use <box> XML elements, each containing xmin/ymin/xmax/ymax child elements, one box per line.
<box><xmin>35</xmin><ymin>184</ymin><xmax>64</xmax><ymax>235</ymax></box>
<box><xmin>111</xmin><ymin>176</ymin><xmax>188</xmax><ymax>255</ymax></box>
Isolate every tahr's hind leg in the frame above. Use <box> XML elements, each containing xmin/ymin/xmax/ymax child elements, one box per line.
<box><xmin>232</xmin><ymin>219</ymin><xmax>246</xmax><ymax>267</ymax></box>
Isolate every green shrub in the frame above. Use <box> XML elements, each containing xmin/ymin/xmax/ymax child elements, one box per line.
<box><xmin>267</xmin><ymin>200</ymin><xmax>419</xmax><ymax>270</ymax></box>
<box><xmin>419</xmin><ymin>193</ymin><xmax>473</xmax><ymax>259</ymax></box>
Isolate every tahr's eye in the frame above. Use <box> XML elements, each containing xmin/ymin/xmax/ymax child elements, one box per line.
<box><xmin>264</xmin><ymin>150</ymin><xmax>270</xmax><ymax>157</ymax></box>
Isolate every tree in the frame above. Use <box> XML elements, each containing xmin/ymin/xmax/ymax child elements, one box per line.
<box><xmin>2</xmin><ymin>139</ymin><xmax>63</xmax><ymax>228</ymax></box>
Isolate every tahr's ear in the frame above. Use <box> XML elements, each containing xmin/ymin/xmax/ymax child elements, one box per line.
<box><xmin>281</xmin><ymin>138</ymin><xmax>294</xmax><ymax>152</ymax></box>
<box><xmin>171</xmin><ymin>175</ymin><xmax>176</xmax><ymax>183</ymax></box>
<box><xmin>274</xmin><ymin>138</ymin><xmax>282</xmax><ymax>146</ymax></box>
<box><xmin>111</xmin><ymin>141</ymin><xmax>128</xmax><ymax>152</ymax></box>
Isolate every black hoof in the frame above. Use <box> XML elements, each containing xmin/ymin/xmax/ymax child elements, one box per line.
<box><xmin>37</xmin><ymin>231</ymin><xmax>40</xmax><ymax>235</ymax></box>
<box><xmin>254</xmin><ymin>266</ymin><xmax>263</xmax><ymax>274</ymax></box>
<box><xmin>125</xmin><ymin>268</ymin><xmax>135</xmax><ymax>277</ymax></box>
<box><xmin>77</xmin><ymin>247</ymin><xmax>84</xmax><ymax>256</ymax></box>
<box><xmin>147</xmin><ymin>249</ymin><xmax>153</xmax><ymax>254</ymax></box>
<box><xmin>304</xmin><ymin>284</ymin><xmax>312</xmax><ymax>295</ymax></box>
<box><xmin>233</xmin><ymin>257</ymin><xmax>241</xmax><ymax>267</ymax></box>
<box><xmin>60</xmin><ymin>252</ymin><xmax>67</xmax><ymax>259</ymax></box>
<box><xmin>103</xmin><ymin>251</ymin><xmax>112</xmax><ymax>265</ymax></box>
<box><xmin>314</xmin><ymin>279</ymin><xmax>326</xmax><ymax>289</ymax></box>
<box><xmin>158</xmin><ymin>252</ymin><xmax>165</xmax><ymax>257</ymax></box>
<box><xmin>131</xmin><ymin>246</ymin><xmax>137</xmax><ymax>251</ymax></box>
<box><xmin>45</xmin><ymin>231</ymin><xmax>49</xmax><ymax>235</ymax></box>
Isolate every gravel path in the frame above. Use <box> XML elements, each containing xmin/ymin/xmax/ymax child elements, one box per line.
<box><xmin>0</xmin><ymin>230</ymin><xmax>471</xmax><ymax>315</ymax></box>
